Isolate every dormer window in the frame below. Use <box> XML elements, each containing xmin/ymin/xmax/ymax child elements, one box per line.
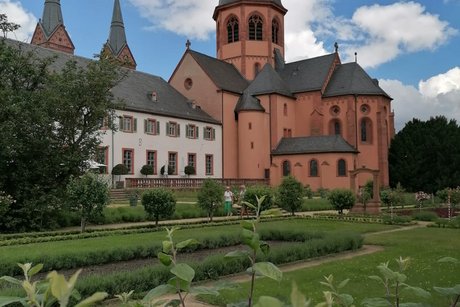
<box><xmin>151</xmin><ymin>91</ymin><xmax>158</xmax><ymax>102</ymax></box>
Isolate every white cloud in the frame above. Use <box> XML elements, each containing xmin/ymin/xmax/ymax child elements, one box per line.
<box><xmin>0</xmin><ymin>0</ymin><xmax>37</xmax><ymax>42</ymax></box>
<box><xmin>380</xmin><ymin>67</ymin><xmax>460</xmax><ymax>131</ymax></box>
<box><xmin>419</xmin><ymin>67</ymin><xmax>460</xmax><ymax>97</ymax></box>
<box><xmin>342</xmin><ymin>2</ymin><xmax>457</xmax><ymax>68</ymax></box>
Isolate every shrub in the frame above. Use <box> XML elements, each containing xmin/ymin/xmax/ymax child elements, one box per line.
<box><xmin>66</xmin><ymin>173</ymin><xmax>110</xmax><ymax>233</ymax></box>
<box><xmin>304</xmin><ymin>185</ymin><xmax>313</xmax><ymax>199</ymax></box>
<box><xmin>382</xmin><ymin>214</ymin><xmax>412</xmax><ymax>225</ymax></box>
<box><xmin>142</xmin><ymin>189</ymin><xmax>176</xmax><ymax>226</ymax></box>
<box><xmin>412</xmin><ymin>211</ymin><xmax>438</xmax><ymax>221</ymax></box>
<box><xmin>111</xmin><ymin>164</ymin><xmax>128</xmax><ymax>175</ymax></box>
<box><xmin>140</xmin><ymin>164</ymin><xmax>154</xmax><ymax>177</ymax></box>
<box><xmin>317</xmin><ymin>187</ymin><xmax>329</xmax><ymax>198</ymax></box>
<box><xmin>197</xmin><ymin>178</ymin><xmax>224</xmax><ymax>222</ymax></box>
<box><xmin>184</xmin><ymin>165</ymin><xmax>196</xmax><ymax>176</ymax></box>
<box><xmin>327</xmin><ymin>189</ymin><xmax>355</xmax><ymax>214</ymax></box>
<box><xmin>243</xmin><ymin>185</ymin><xmax>274</xmax><ymax>212</ymax></box>
<box><xmin>277</xmin><ymin>176</ymin><xmax>304</xmax><ymax>216</ymax></box>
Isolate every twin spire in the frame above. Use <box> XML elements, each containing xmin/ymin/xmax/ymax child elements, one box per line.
<box><xmin>31</xmin><ymin>0</ymin><xmax>136</xmax><ymax>69</ymax></box>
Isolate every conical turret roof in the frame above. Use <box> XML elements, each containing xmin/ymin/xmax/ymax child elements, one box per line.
<box><xmin>108</xmin><ymin>0</ymin><xmax>127</xmax><ymax>55</ymax></box>
<box><xmin>40</xmin><ymin>0</ymin><xmax>64</xmax><ymax>37</ymax></box>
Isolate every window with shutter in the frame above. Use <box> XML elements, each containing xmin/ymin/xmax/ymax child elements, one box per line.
<box><xmin>133</xmin><ymin>118</ymin><xmax>137</xmax><ymax>132</ymax></box>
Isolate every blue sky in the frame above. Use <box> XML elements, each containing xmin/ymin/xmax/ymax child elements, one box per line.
<box><xmin>2</xmin><ymin>0</ymin><xmax>460</xmax><ymax>130</ymax></box>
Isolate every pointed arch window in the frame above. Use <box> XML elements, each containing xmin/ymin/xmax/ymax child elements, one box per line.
<box><xmin>254</xmin><ymin>62</ymin><xmax>261</xmax><ymax>77</ymax></box>
<box><xmin>282</xmin><ymin>160</ymin><xmax>291</xmax><ymax>177</ymax></box>
<box><xmin>337</xmin><ymin>159</ymin><xmax>347</xmax><ymax>177</ymax></box>
<box><xmin>249</xmin><ymin>14</ymin><xmax>263</xmax><ymax>41</ymax></box>
<box><xmin>227</xmin><ymin>16</ymin><xmax>239</xmax><ymax>43</ymax></box>
<box><xmin>360</xmin><ymin>118</ymin><xmax>373</xmax><ymax>143</ymax></box>
<box><xmin>329</xmin><ymin>119</ymin><xmax>341</xmax><ymax>136</ymax></box>
<box><xmin>309</xmin><ymin>159</ymin><xmax>318</xmax><ymax>177</ymax></box>
<box><xmin>272</xmin><ymin>19</ymin><xmax>279</xmax><ymax>44</ymax></box>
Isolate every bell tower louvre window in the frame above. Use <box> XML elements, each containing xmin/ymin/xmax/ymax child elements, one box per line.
<box><xmin>248</xmin><ymin>15</ymin><xmax>263</xmax><ymax>41</ymax></box>
<box><xmin>272</xmin><ymin>19</ymin><xmax>279</xmax><ymax>44</ymax></box>
<box><xmin>227</xmin><ymin>16</ymin><xmax>239</xmax><ymax>43</ymax></box>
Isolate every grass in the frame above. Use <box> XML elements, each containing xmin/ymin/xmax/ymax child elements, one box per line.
<box><xmin>204</xmin><ymin>226</ymin><xmax>460</xmax><ymax>306</ymax></box>
<box><xmin>0</xmin><ymin>219</ymin><xmax>395</xmax><ymax>272</ymax></box>
<box><xmin>301</xmin><ymin>198</ymin><xmax>333</xmax><ymax>211</ymax></box>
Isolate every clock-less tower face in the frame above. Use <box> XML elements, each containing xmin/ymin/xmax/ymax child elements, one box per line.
<box><xmin>213</xmin><ymin>0</ymin><xmax>287</xmax><ymax>80</ymax></box>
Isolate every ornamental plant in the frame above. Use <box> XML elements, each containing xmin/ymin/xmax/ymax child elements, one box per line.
<box><xmin>415</xmin><ymin>191</ymin><xmax>431</xmax><ymax>212</ymax></box>
<box><xmin>243</xmin><ymin>185</ymin><xmax>274</xmax><ymax>212</ymax></box>
<box><xmin>142</xmin><ymin>188</ymin><xmax>176</xmax><ymax>226</ymax></box>
<box><xmin>327</xmin><ymin>189</ymin><xmax>356</xmax><ymax>214</ymax></box>
<box><xmin>277</xmin><ymin>176</ymin><xmax>304</xmax><ymax>216</ymax></box>
<box><xmin>184</xmin><ymin>165</ymin><xmax>195</xmax><ymax>176</ymax></box>
<box><xmin>140</xmin><ymin>164</ymin><xmax>154</xmax><ymax>177</ymax></box>
<box><xmin>197</xmin><ymin>178</ymin><xmax>224</xmax><ymax>222</ymax></box>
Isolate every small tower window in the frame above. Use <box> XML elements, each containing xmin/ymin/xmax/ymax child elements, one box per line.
<box><xmin>249</xmin><ymin>14</ymin><xmax>263</xmax><ymax>41</ymax></box>
<box><xmin>309</xmin><ymin>159</ymin><xmax>318</xmax><ymax>177</ymax></box>
<box><xmin>360</xmin><ymin>118</ymin><xmax>373</xmax><ymax>143</ymax></box>
<box><xmin>283</xmin><ymin>103</ymin><xmax>288</xmax><ymax>116</ymax></box>
<box><xmin>272</xmin><ymin>19</ymin><xmax>279</xmax><ymax>44</ymax></box>
<box><xmin>330</xmin><ymin>119</ymin><xmax>341</xmax><ymax>136</ymax></box>
<box><xmin>227</xmin><ymin>16</ymin><xmax>239</xmax><ymax>43</ymax></box>
<box><xmin>337</xmin><ymin>159</ymin><xmax>347</xmax><ymax>177</ymax></box>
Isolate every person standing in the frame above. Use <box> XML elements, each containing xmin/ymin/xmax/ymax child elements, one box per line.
<box><xmin>224</xmin><ymin>186</ymin><xmax>234</xmax><ymax>217</ymax></box>
<box><xmin>238</xmin><ymin>185</ymin><xmax>248</xmax><ymax>218</ymax></box>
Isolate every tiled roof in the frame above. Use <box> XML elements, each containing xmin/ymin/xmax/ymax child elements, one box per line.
<box><xmin>41</xmin><ymin>0</ymin><xmax>64</xmax><ymax>37</ymax></box>
<box><xmin>272</xmin><ymin>135</ymin><xmax>358</xmax><ymax>155</ymax></box>
<box><xmin>324</xmin><ymin>63</ymin><xmax>391</xmax><ymax>99</ymax></box>
<box><xmin>189</xmin><ymin>50</ymin><xmax>249</xmax><ymax>94</ymax></box>
<box><xmin>3</xmin><ymin>38</ymin><xmax>219</xmax><ymax>125</ymax></box>
<box><xmin>235</xmin><ymin>92</ymin><xmax>265</xmax><ymax>113</ymax></box>
<box><xmin>277</xmin><ymin>53</ymin><xmax>337</xmax><ymax>93</ymax></box>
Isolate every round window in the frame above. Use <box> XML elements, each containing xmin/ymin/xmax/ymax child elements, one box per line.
<box><xmin>360</xmin><ymin>104</ymin><xmax>370</xmax><ymax>114</ymax></box>
<box><xmin>330</xmin><ymin>105</ymin><xmax>340</xmax><ymax>116</ymax></box>
<box><xmin>184</xmin><ymin>78</ymin><xmax>193</xmax><ymax>90</ymax></box>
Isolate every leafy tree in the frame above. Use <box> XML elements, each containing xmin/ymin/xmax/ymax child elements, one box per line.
<box><xmin>327</xmin><ymin>189</ymin><xmax>355</xmax><ymax>214</ymax></box>
<box><xmin>389</xmin><ymin>116</ymin><xmax>460</xmax><ymax>193</ymax></box>
<box><xmin>0</xmin><ymin>14</ymin><xmax>20</xmax><ymax>38</ymax></box>
<box><xmin>197</xmin><ymin>178</ymin><xmax>223</xmax><ymax>222</ymax></box>
<box><xmin>140</xmin><ymin>164</ymin><xmax>154</xmax><ymax>177</ymax></box>
<box><xmin>142</xmin><ymin>188</ymin><xmax>176</xmax><ymax>226</ymax></box>
<box><xmin>0</xmin><ymin>40</ymin><xmax>121</xmax><ymax>231</ymax></box>
<box><xmin>66</xmin><ymin>173</ymin><xmax>110</xmax><ymax>233</ymax></box>
<box><xmin>243</xmin><ymin>185</ymin><xmax>274</xmax><ymax>212</ymax></box>
<box><xmin>277</xmin><ymin>176</ymin><xmax>304</xmax><ymax>216</ymax></box>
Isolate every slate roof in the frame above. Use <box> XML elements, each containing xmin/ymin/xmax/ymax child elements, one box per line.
<box><xmin>2</xmin><ymin>38</ymin><xmax>219</xmax><ymax>125</ymax></box>
<box><xmin>189</xmin><ymin>50</ymin><xmax>249</xmax><ymax>94</ymax></box>
<box><xmin>324</xmin><ymin>62</ymin><xmax>391</xmax><ymax>99</ymax></box>
<box><xmin>107</xmin><ymin>0</ymin><xmax>128</xmax><ymax>56</ymax></box>
<box><xmin>277</xmin><ymin>53</ymin><xmax>337</xmax><ymax>93</ymax></box>
<box><xmin>235</xmin><ymin>63</ymin><xmax>293</xmax><ymax>112</ymax></box>
<box><xmin>272</xmin><ymin>135</ymin><xmax>358</xmax><ymax>155</ymax></box>
<box><xmin>40</xmin><ymin>0</ymin><xmax>64</xmax><ymax>37</ymax></box>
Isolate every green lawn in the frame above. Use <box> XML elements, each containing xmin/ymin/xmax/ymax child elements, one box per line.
<box><xmin>205</xmin><ymin>227</ymin><xmax>460</xmax><ymax>306</ymax></box>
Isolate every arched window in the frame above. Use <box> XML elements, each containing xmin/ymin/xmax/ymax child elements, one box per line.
<box><xmin>329</xmin><ymin>119</ymin><xmax>341</xmax><ymax>136</ymax></box>
<box><xmin>309</xmin><ymin>159</ymin><xmax>318</xmax><ymax>177</ymax></box>
<box><xmin>272</xmin><ymin>19</ymin><xmax>279</xmax><ymax>44</ymax></box>
<box><xmin>360</xmin><ymin>118</ymin><xmax>373</xmax><ymax>143</ymax></box>
<box><xmin>283</xmin><ymin>103</ymin><xmax>287</xmax><ymax>116</ymax></box>
<box><xmin>227</xmin><ymin>16</ymin><xmax>239</xmax><ymax>43</ymax></box>
<box><xmin>254</xmin><ymin>62</ymin><xmax>261</xmax><ymax>77</ymax></box>
<box><xmin>337</xmin><ymin>159</ymin><xmax>347</xmax><ymax>177</ymax></box>
<box><xmin>282</xmin><ymin>160</ymin><xmax>291</xmax><ymax>177</ymax></box>
<box><xmin>249</xmin><ymin>14</ymin><xmax>263</xmax><ymax>41</ymax></box>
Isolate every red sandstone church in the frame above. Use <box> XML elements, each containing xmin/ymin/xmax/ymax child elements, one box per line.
<box><xmin>170</xmin><ymin>0</ymin><xmax>395</xmax><ymax>190</ymax></box>
<box><xmin>25</xmin><ymin>0</ymin><xmax>395</xmax><ymax>191</ymax></box>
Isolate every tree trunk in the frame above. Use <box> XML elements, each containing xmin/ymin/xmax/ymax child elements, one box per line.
<box><xmin>209</xmin><ymin>212</ymin><xmax>213</xmax><ymax>222</ymax></box>
<box><xmin>81</xmin><ymin>217</ymin><xmax>86</xmax><ymax>233</ymax></box>
<box><xmin>155</xmin><ymin>216</ymin><xmax>159</xmax><ymax>227</ymax></box>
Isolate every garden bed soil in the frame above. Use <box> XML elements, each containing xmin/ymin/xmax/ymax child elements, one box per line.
<box><xmin>394</xmin><ymin>207</ymin><xmax>458</xmax><ymax>218</ymax></box>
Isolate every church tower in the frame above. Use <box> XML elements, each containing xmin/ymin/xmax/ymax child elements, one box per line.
<box><xmin>101</xmin><ymin>0</ymin><xmax>137</xmax><ymax>70</ymax></box>
<box><xmin>31</xmin><ymin>0</ymin><xmax>75</xmax><ymax>54</ymax></box>
<box><xmin>213</xmin><ymin>0</ymin><xmax>287</xmax><ymax>80</ymax></box>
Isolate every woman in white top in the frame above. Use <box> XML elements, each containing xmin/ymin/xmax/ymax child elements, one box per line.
<box><xmin>224</xmin><ymin>186</ymin><xmax>233</xmax><ymax>216</ymax></box>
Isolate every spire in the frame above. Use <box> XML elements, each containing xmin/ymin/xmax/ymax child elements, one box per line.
<box><xmin>108</xmin><ymin>0</ymin><xmax>127</xmax><ymax>55</ymax></box>
<box><xmin>41</xmin><ymin>0</ymin><xmax>64</xmax><ymax>37</ymax></box>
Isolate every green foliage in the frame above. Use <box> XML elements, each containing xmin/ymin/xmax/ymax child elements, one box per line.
<box><xmin>197</xmin><ymin>178</ymin><xmax>224</xmax><ymax>222</ymax></box>
<box><xmin>317</xmin><ymin>187</ymin><xmax>330</xmax><ymax>198</ymax></box>
<box><xmin>0</xmin><ymin>40</ymin><xmax>121</xmax><ymax>232</ymax></box>
<box><xmin>382</xmin><ymin>214</ymin><xmax>413</xmax><ymax>225</ymax></box>
<box><xmin>112</xmin><ymin>164</ymin><xmax>128</xmax><ymax>176</ymax></box>
<box><xmin>380</xmin><ymin>187</ymin><xmax>403</xmax><ymax>209</ymax></box>
<box><xmin>142</xmin><ymin>189</ymin><xmax>176</xmax><ymax>226</ymax></box>
<box><xmin>364</xmin><ymin>179</ymin><xmax>374</xmax><ymax>199</ymax></box>
<box><xmin>66</xmin><ymin>173</ymin><xmax>110</xmax><ymax>233</ymax></box>
<box><xmin>437</xmin><ymin>187</ymin><xmax>460</xmax><ymax>206</ymax></box>
<box><xmin>0</xmin><ymin>14</ymin><xmax>20</xmax><ymax>37</ymax></box>
<box><xmin>304</xmin><ymin>185</ymin><xmax>313</xmax><ymax>199</ymax></box>
<box><xmin>0</xmin><ymin>262</ymin><xmax>107</xmax><ymax>307</ymax></box>
<box><xmin>184</xmin><ymin>165</ymin><xmax>195</xmax><ymax>176</ymax></box>
<box><xmin>327</xmin><ymin>189</ymin><xmax>355</xmax><ymax>214</ymax></box>
<box><xmin>277</xmin><ymin>176</ymin><xmax>304</xmax><ymax>216</ymax></box>
<box><xmin>140</xmin><ymin>164</ymin><xmax>154</xmax><ymax>177</ymax></box>
<box><xmin>412</xmin><ymin>211</ymin><xmax>438</xmax><ymax>221</ymax></box>
<box><xmin>243</xmin><ymin>185</ymin><xmax>274</xmax><ymax>212</ymax></box>
<box><xmin>389</xmin><ymin>116</ymin><xmax>460</xmax><ymax>193</ymax></box>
